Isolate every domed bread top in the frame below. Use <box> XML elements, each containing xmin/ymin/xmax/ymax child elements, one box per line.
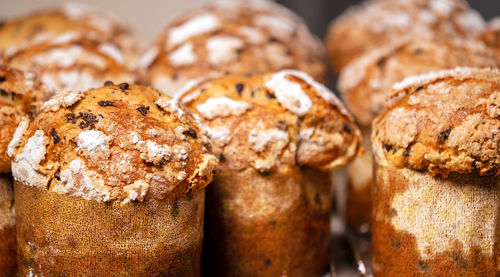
<box><xmin>325</xmin><ymin>0</ymin><xmax>486</xmax><ymax>73</ymax></box>
<box><xmin>480</xmin><ymin>17</ymin><xmax>500</xmax><ymax>60</ymax></box>
<box><xmin>0</xmin><ymin>3</ymin><xmax>139</xmax><ymax>66</ymax></box>
<box><xmin>138</xmin><ymin>0</ymin><xmax>326</xmax><ymax>98</ymax></box>
<box><xmin>179</xmin><ymin>70</ymin><xmax>362</xmax><ymax>172</ymax></box>
<box><xmin>3</xmin><ymin>43</ymin><xmax>135</xmax><ymax>93</ymax></box>
<box><xmin>0</xmin><ymin>66</ymin><xmax>49</xmax><ymax>173</ymax></box>
<box><xmin>338</xmin><ymin>37</ymin><xmax>499</xmax><ymax>125</ymax></box>
<box><xmin>8</xmin><ymin>83</ymin><xmax>218</xmax><ymax>203</ymax></box>
<box><xmin>372</xmin><ymin>67</ymin><xmax>500</xmax><ymax>177</ymax></box>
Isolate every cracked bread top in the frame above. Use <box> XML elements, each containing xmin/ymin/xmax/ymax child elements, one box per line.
<box><xmin>179</xmin><ymin>70</ymin><xmax>362</xmax><ymax>173</ymax></box>
<box><xmin>8</xmin><ymin>83</ymin><xmax>218</xmax><ymax>203</ymax></box>
<box><xmin>372</xmin><ymin>67</ymin><xmax>499</xmax><ymax>177</ymax></box>
<box><xmin>139</xmin><ymin>0</ymin><xmax>326</xmax><ymax>97</ymax></box>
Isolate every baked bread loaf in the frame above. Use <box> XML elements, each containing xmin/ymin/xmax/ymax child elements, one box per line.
<box><xmin>325</xmin><ymin>0</ymin><xmax>486</xmax><ymax>73</ymax></box>
<box><xmin>0</xmin><ymin>65</ymin><xmax>49</xmax><ymax>173</ymax></box>
<box><xmin>9</xmin><ymin>83</ymin><xmax>218</xmax><ymax>276</ymax></box>
<box><xmin>371</xmin><ymin>68</ymin><xmax>499</xmax><ymax>276</ymax></box>
<box><xmin>0</xmin><ymin>175</ymin><xmax>15</xmax><ymax>277</ymax></box>
<box><xmin>139</xmin><ymin>0</ymin><xmax>326</xmax><ymax>98</ymax></box>
<box><xmin>480</xmin><ymin>17</ymin><xmax>500</xmax><ymax>60</ymax></box>
<box><xmin>179</xmin><ymin>70</ymin><xmax>362</xmax><ymax>276</ymax></box>
<box><xmin>337</xmin><ymin>37</ymin><xmax>498</xmax><ymax>232</ymax></box>
<box><xmin>0</xmin><ymin>4</ymin><xmax>138</xmax><ymax>92</ymax></box>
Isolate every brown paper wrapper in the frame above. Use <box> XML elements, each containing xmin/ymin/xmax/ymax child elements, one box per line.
<box><xmin>0</xmin><ymin>175</ymin><xmax>16</xmax><ymax>277</ymax></box>
<box><xmin>203</xmin><ymin>166</ymin><xmax>331</xmax><ymax>277</ymax></box>
<box><xmin>372</xmin><ymin>165</ymin><xmax>499</xmax><ymax>276</ymax></box>
<box><xmin>15</xmin><ymin>182</ymin><xmax>205</xmax><ymax>277</ymax></box>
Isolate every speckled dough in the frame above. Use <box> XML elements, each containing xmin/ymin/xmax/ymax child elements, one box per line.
<box><xmin>0</xmin><ymin>175</ymin><xmax>16</xmax><ymax>277</ymax></box>
<box><xmin>179</xmin><ymin>70</ymin><xmax>362</xmax><ymax>276</ymax></box>
<box><xmin>9</xmin><ymin>83</ymin><xmax>218</xmax><ymax>202</ymax></box>
<box><xmin>325</xmin><ymin>0</ymin><xmax>486</xmax><ymax>73</ymax></box>
<box><xmin>0</xmin><ymin>3</ymin><xmax>138</xmax><ymax>92</ymax></box>
<box><xmin>339</xmin><ymin>37</ymin><xmax>499</xmax><ymax>125</ymax></box>
<box><xmin>0</xmin><ymin>66</ymin><xmax>49</xmax><ymax>173</ymax></box>
<box><xmin>373</xmin><ymin>67</ymin><xmax>500</xmax><ymax>177</ymax></box>
<box><xmin>139</xmin><ymin>0</ymin><xmax>326</xmax><ymax>97</ymax></box>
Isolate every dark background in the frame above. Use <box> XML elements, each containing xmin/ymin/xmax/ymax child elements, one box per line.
<box><xmin>278</xmin><ymin>0</ymin><xmax>500</xmax><ymax>37</ymax></box>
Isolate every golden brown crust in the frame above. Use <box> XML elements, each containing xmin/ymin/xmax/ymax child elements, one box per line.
<box><xmin>338</xmin><ymin>37</ymin><xmax>499</xmax><ymax>125</ymax></box>
<box><xmin>325</xmin><ymin>0</ymin><xmax>486</xmax><ymax>73</ymax></box>
<box><xmin>480</xmin><ymin>17</ymin><xmax>500</xmax><ymax>61</ymax></box>
<box><xmin>0</xmin><ymin>4</ymin><xmax>138</xmax><ymax>92</ymax></box>
<box><xmin>8</xmin><ymin>83</ymin><xmax>218</xmax><ymax>203</ymax></box>
<box><xmin>0</xmin><ymin>3</ymin><xmax>139</xmax><ymax>66</ymax></box>
<box><xmin>179</xmin><ymin>70</ymin><xmax>362</xmax><ymax>172</ymax></box>
<box><xmin>0</xmin><ymin>66</ymin><xmax>48</xmax><ymax>173</ymax></box>
<box><xmin>139</xmin><ymin>0</ymin><xmax>326</xmax><ymax>97</ymax></box>
<box><xmin>372</xmin><ymin>67</ymin><xmax>500</xmax><ymax>177</ymax></box>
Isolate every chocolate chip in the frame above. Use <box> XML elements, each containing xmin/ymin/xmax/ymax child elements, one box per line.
<box><xmin>137</xmin><ymin>106</ymin><xmax>149</xmax><ymax>116</ymax></box>
<box><xmin>54</xmin><ymin>169</ymin><xmax>60</xmax><ymax>181</ymax></box>
<box><xmin>104</xmin><ymin>80</ymin><xmax>114</xmax><ymax>86</ymax></box>
<box><xmin>266</xmin><ymin>92</ymin><xmax>275</xmax><ymax>99</ymax></box>
<box><xmin>65</xmin><ymin>113</ymin><xmax>76</xmax><ymax>124</ymax></box>
<box><xmin>264</xmin><ymin>258</ymin><xmax>272</xmax><ymax>267</ymax></box>
<box><xmin>50</xmin><ymin>128</ymin><xmax>60</xmax><ymax>144</ymax></box>
<box><xmin>343</xmin><ymin>123</ymin><xmax>351</xmax><ymax>134</ymax></box>
<box><xmin>78</xmin><ymin>112</ymin><xmax>98</xmax><ymax>129</ymax></box>
<box><xmin>156</xmin><ymin>103</ymin><xmax>165</xmax><ymax>112</ymax></box>
<box><xmin>390</xmin><ymin>235</ymin><xmax>401</xmax><ymax>249</ymax></box>
<box><xmin>437</xmin><ymin>127</ymin><xmax>452</xmax><ymax>144</ymax></box>
<box><xmin>219</xmin><ymin>154</ymin><xmax>227</xmax><ymax>162</ymax></box>
<box><xmin>275</xmin><ymin>120</ymin><xmax>288</xmax><ymax>131</ymax></box>
<box><xmin>183</xmin><ymin>128</ymin><xmax>197</xmax><ymax>139</ymax></box>
<box><xmin>416</xmin><ymin>86</ymin><xmax>424</xmax><ymax>92</ymax></box>
<box><xmin>98</xmin><ymin>100</ymin><xmax>114</xmax><ymax>107</ymax></box>
<box><xmin>235</xmin><ymin>83</ymin><xmax>244</xmax><ymax>95</ymax></box>
<box><xmin>403</xmin><ymin>146</ymin><xmax>411</xmax><ymax>157</ymax></box>
<box><xmin>0</xmin><ymin>75</ymin><xmax>6</xmax><ymax>83</ymax></box>
<box><xmin>383</xmin><ymin>144</ymin><xmax>392</xmax><ymax>152</ymax></box>
<box><xmin>118</xmin><ymin>82</ymin><xmax>129</xmax><ymax>91</ymax></box>
<box><xmin>259</xmin><ymin>171</ymin><xmax>271</xmax><ymax>177</ymax></box>
<box><xmin>251</xmin><ymin>90</ymin><xmax>256</xmax><ymax>98</ymax></box>
<box><xmin>418</xmin><ymin>261</ymin><xmax>429</xmax><ymax>271</ymax></box>
<box><xmin>413</xmin><ymin>47</ymin><xmax>422</xmax><ymax>55</ymax></box>
<box><xmin>392</xmin><ymin>148</ymin><xmax>398</xmax><ymax>154</ymax></box>
<box><xmin>269</xmin><ymin>220</ymin><xmax>277</xmax><ymax>226</ymax></box>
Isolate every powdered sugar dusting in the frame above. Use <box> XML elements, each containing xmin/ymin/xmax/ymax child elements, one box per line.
<box><xmin>121</xmin><ymin>180</ymin><xmax>150</xmax><ymax>204</ymax></box>
<box><xmin>98</xmin><ymin>42</ymin><xmax>124</xmax><ymax>64</ymax></box>
<box><xmin>196</xmin><ymin>97</ymin><xmax>251</xmax><ymax>119</ymax></box>
<box><xmin>254</xmin><ymin>14</ymin><xmax>295</xmax><ymax>38</ymax></box>
<box><xmin>392</xmin><ymin>67</ymin><xmax>496</xmax><ymax>91</ymax></box>
<box><xmin>206</xmin><ymin>36</ymin><xmax>244</xmax><ymax>65</ymax></box>
<box><xmin>76</xmin><ymin>130</ymin><xmax>110</xmax><ymax>158</ymax></box>
<box><xmin>168</xmin><ymin>13</ymin><xmax>220</xmax><ymax>47</ymax></box>
<box><xmin>205</xmin><ymin>126</ymin><xmax>231</xmax><ymax>147</ymax></box>
<box><xmin>137</xmin><ymin>46</ymin><xmax>159</xmax><ymax>69</ymax></box>
<box><xmin>7</xmin><ymin>117</ymin><xmax>29</xmax><ymax>157</ymax></box>
<box><xmin>155</xmin><ymin>98</ymin><xmax>186</xmax><ymax>120</ymax></box>
<box><xmin>169</xmin><ymin>42</ymin><xmax>197</xmax><ymax>66</ymax></box>
<box><xmin>11</xmin><ymin>130</ymin><xmax>49</xmax><ymax>189</ymax></box>
<box><xmin>56</xmin><ymin>159</ymin><xmax>110</xmax><ymax>202</ymax></box>
<box><xmin>42</xmin><ymin>89</ymin><xmax>84</xmax><ymax>111</ymax></box>
<box><xmin>264</xmin><ymin>70</ymin><xmax>312</xmax><ymax>116</ymax></box>
<box><xmin>32</xmin><ymin>45</ymin><xmax>83</xmax><ymax>67</ymax></box>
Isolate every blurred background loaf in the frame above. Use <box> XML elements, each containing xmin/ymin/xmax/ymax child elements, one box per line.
<box><xmin>1</xmin><ymin>0</ymin><xmax>498</xmax><ymax>43</ymax></box>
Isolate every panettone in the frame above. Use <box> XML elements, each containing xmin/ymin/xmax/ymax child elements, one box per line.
<box><xmin>179</xmin><ymin>70</ymin><xmax>362</xmax><ymax>276</ymax></box>
<box><xmin>9</xmin><ymin>83</ymin><xmax>218</xmax><ymax>276</ymax></box>
<box><xmin>371</xmin><ymin>67</ymin><xmax>499</xmax><ymax>276</ymax></box>
<box><xmin>139</xmin><ymin>0</ymin><xmax>327</xmax><ymax>98</ymax></box>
